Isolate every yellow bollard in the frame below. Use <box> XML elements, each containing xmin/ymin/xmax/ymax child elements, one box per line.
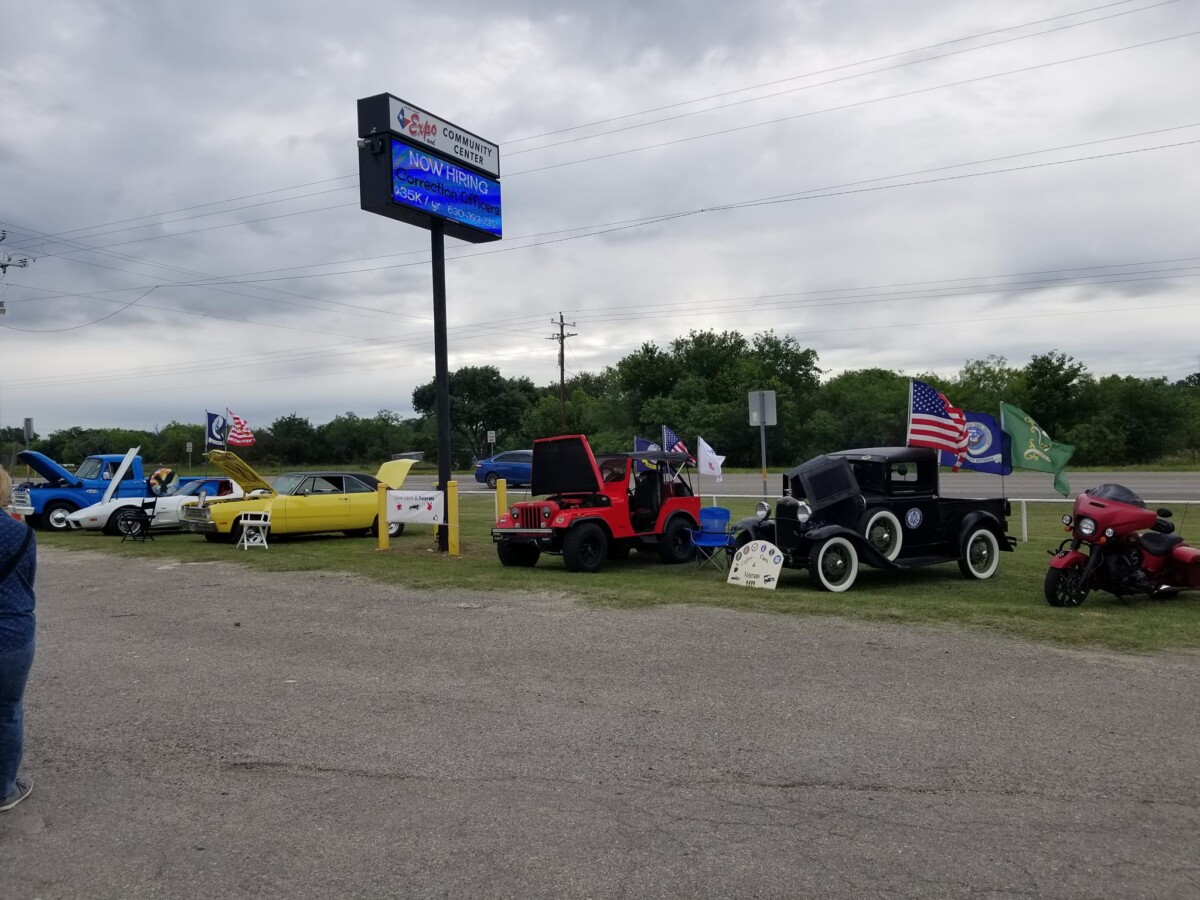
<box><xmin>377</xmin><ymin>483</ymin><xmax>390</xmax><ymax>551</ymax></box>
<box><xmin>447</xmin><ymin>480</ymin><xmax>459</xmax><ymax>557</ymax></box>
<box><xmin>496</xmin><ymin>477</ymin><xmax>507</xmax><ymax>519</ymax></box>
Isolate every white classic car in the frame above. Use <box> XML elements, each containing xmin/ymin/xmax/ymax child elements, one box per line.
<box><xmin>67</xmin><ymin>476</ymin><xmax>242</xmax><ymax>535</ymax></box>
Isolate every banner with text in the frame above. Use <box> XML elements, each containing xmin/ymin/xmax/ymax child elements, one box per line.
<box><xmin>387</xmin><ymin>491</ymin><xmax>444</xmax><ymax>525</ymax></box>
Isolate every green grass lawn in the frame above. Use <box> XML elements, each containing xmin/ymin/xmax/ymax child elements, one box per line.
<box><xmin>35</xmin><ymin>495</ymin><xmax>1200</xmax><ymax>653</ymax></box>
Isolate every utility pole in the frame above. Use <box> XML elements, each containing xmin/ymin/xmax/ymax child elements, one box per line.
<box><xmin>0</xmin><ymin>231</ymin><xmax>33</xmax><ymax>281</ymax></box>
<box><xmin>547</xmin><ymin>312</ymin><xmax>577</xmax><ymax>430</ymax></box>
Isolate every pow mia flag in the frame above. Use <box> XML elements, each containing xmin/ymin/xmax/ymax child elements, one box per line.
<box><xmin>205</xmin><ymin>411</ymin><xmax>228</xmax><ymax>450</ymax></box>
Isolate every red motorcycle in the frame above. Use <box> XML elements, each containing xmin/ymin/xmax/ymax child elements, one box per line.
<box><xmin>1046</xmin><ymin>483</ymin><xmax>1200</xmax><ymax>606</ymax></box>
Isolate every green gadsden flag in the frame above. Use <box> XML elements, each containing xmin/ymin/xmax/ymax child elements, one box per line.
<box><xmin>1000</xmin><ymin>402</ymin><xmax>1075</xmax><ymax>496</ymax></box>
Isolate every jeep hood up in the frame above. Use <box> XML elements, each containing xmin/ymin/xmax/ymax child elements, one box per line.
<box><xmin>16</xmin><ymin>450</ymin><xmax>83</xmax><ymax>488</ymax></box>
<box><xmin>204</xmin><ymin>450</ymin><xmax>273</xmax><ymax>494</ymax></box>
<box><xmin>530</xmin><ymin>435</ymin><xmax>602</xmax><ymax>496</ymax></box>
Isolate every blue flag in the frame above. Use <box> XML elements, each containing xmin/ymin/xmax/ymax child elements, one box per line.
<box><xmin>205</xmin><ymin>411</ymin><xmax>228</xmax><ymax>450</ymax></box>
<box><xmin>634</xmin><ymin>435</ymin><xmax>660</xmax><ymax>473</ymax></box>
<box><xmin>939</xmin><ymin>411</ymin><xmax>1012</xmax><ymax>474</ymax></box>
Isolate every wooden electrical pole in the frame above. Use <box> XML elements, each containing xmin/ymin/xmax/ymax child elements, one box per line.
<box><xmin>548</xmin><ymin>312</ymin><xmax>577</xmax><ymax>430</ymax></box>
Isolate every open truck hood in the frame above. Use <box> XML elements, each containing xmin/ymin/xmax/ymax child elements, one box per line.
<box><xmin>530</xmin><ymin>435</ymin><xmax>602</xmax><ymax>496</ymax></box>
<box><xmin>16</xmin><ymin>450</ymin><xmax>83</xmax><ymax>488</ymax></box>
<box><xmin>204</xmin><ymin>450</ymin><xmax>273</xmax><ymax>494</ymax></box>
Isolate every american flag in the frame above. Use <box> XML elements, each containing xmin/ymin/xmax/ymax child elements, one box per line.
<box><xmin>226</xmin><ymin>409</ymin><xmax>256</xmax><ymax>447</ymax></box>
<box><xmin>907</xmin><ymin>380</ymin><xmax>967</xmax><ymax>462</ymax></box>
<box><xmin>662</xmin><ymin>425</ymin><xmax>695</xmax><ymax>464</ymax></box>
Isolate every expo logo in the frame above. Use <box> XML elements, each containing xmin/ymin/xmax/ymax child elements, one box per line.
<box><xmin>396</xmin><ymin>108</ymin><xmax>437</xmax><ymax>144</ymax></box>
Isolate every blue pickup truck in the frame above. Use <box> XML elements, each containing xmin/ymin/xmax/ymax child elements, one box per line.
<box><xmin>8</xmin><ymin>447</ymin><xmax>159</xmax><ymax>532</ymax></box>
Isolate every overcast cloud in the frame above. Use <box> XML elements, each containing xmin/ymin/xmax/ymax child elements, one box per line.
<box><xmin>2</xmin><ymin>0</ymin><xmax>1198</xmax><ymax>434</ymax></box>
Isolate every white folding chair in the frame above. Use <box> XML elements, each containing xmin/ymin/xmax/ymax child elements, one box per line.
<box><xmin>237</xmin><ymin>510</ymin><xmax>271</xmax><ymax>550</ymax></box>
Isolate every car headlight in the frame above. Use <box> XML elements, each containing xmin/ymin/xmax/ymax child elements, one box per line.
<box><xmin>1077</xmin><ymin>517</ymin><xmax>1097</xmax><ymax>536</ymax></box>
<box><xmin>796</xmin><ymin>501</ymin><xmax>812</xmax><ymax>524</ymax></box>
<box><xmin>754</xmin><ymin>501</ymin><xmax>770</xmax><ymax>521</ymax></box>
<box><xmin>1062</xmin><ymin>515</ymin><xmax>1073</xmax><ymax>527</ymax></box>
<box><xmin>510</xmin><ymin>506</ymin><xmax>519</xmax><ymax>518</ymax></box>
<box><xmin>542</xmin><ymin>506</ymin><xmax>551</xmax><ymax>518</ymax></box>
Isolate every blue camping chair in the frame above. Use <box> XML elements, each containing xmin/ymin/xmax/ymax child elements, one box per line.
<box><xmin>689</xmin><ymin>506</ymin><xmax>732</xmax><ymax>572</ymax></box>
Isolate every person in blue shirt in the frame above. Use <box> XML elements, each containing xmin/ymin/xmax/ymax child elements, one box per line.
<box><xmin>0</xmin><ymin>466</ymin><xmax>36</xmax><ymax>812</ymax></box>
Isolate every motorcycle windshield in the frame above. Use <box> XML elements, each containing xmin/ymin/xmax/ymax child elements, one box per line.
<box><xmin>1086</xmin><ymin>483</ymin><xmax>1145</xmax><ymax>507</ymax></box>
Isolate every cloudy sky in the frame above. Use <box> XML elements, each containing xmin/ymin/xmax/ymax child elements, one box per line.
<box><xmin>2</xmin><ymin>0</ymin><xmax>1198</xmax><ymax>434</ymax></box>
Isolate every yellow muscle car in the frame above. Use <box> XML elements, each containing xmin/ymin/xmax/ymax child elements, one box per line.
<box><xmin>180</xmin><ymin>451</ymin><xmax>415</xmax><ymax>542</ymax></box>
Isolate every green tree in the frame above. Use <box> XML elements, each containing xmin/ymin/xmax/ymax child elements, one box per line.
<box><xmin>412</xmin><ymin>366</ymin><xmax>539</xmax><ymax>461</ymax></box>
<box><xmin>1018</xmin><ymin>351</ymin><xmax>1091</xmax><ymax>435</ymax></box>
<box><xmin>815</xmin><ymin>369</ymin><xmax>908</xmax><ymax>450</ymax></box>
<box><xmin>268</xmin><ymin>414</ymin><xmax>320</xmax><ymax>465</ymax></box>
<box><xmin>951</xmin><ymin>355</ymin><xmax>1024</xmax><ymax>414</ymax></box>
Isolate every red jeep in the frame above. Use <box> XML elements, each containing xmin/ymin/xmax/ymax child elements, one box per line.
<box><xmin>492</xmin><ymin>434</ymin><xmax>701</xmax><ymax>572</ymax></box>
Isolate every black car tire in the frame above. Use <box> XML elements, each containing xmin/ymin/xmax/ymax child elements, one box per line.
<box><xmin>203</xmin><ymin>532</ymin><xmax>227</xmax><ymax>544</ymax></box>
<box><xmin>42</xmin><ymin>500</ymin><xmax>77</xmax><ymax>532</ymax></box>
<box><xmin>103</xmin><ymin>510</ymin><xmax>128</xmax><ymax>536</ymax></box>
<box><xmin>1045</xmin><ymin>562</ymin><xmax>1089</xmax><ymax>607</ymax></box>
<box><xmin>958</xmin><ymin>527</ymin><xmax>1000</xmax><ymax>579</ymax></box>
<box><xmin>497</xmin><ymin>542</ymin><xmax>540</xmax><ymax>567</ymax></box>
<box><xmin>658</xmin><ymin>518</ymin><xmax>696</xmax><ymax>565</ymax></box>
<box><xmin>809</xmin><ymin>536</ymin><xmax>859</xmax><ymax>592</ymax></box>
<box><xmin>368</xmin><ymin>517</ymin><xmax>405</xmax><ymax>538</ymax></box>
<box><xmin>486</xmin><ymin>473</ymin><xmax>498</xmax><ymax>490</ymax></box>
<box><xmin>859</xmin><ymin>508</ymin><xmax>903</xmax><ymax>561</ymax></box>
<box><xmin>563</xmin><ymin>522</ymin><xmax>608</xmax><ymax>573</ymax></box>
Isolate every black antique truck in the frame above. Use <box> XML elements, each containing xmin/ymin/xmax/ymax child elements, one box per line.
<box><xmin>731</xmin><ymin>447</ymin><xmax>1015</xmax><ymax>591</ymax></box>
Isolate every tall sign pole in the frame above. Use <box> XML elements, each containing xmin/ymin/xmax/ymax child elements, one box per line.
<box><xmin>431</xmin><ymin>221</ymin><xmax>451</xmax><ymax>551</ymax></box>
<box><xmin>748</xmin><ymin>390</ymin><xmax>777</xmax><ymax>498</ymax></box>
<box><xmin>357</xmin><ymin>94</ymin><xmax>502</xmax><ymax>553</ymax></box>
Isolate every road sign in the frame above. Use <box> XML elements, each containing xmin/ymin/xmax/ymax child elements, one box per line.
<box><xmin>748</xmin><ymin>391</ymin><xmax>777</xmax><ymax>426</ymax></box>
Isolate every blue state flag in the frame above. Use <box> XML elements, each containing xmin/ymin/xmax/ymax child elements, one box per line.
<box><xmin>205</xmin><ymin>411</ymin><xmax>228</xmax><ymax>450</ymax></box>
<box><xmin>634</xmin><ymin>435</ymin><xmax>660</xmax><ymax>473</ymax></box>
<box><xmin>939</xmin><ymin>411</ymin><xmax>1012</xmax><ymax>475</ymax></box>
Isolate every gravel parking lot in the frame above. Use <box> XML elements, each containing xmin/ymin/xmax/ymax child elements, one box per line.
<box><xmin>3</xmin><ymin>548</ymin><xmax>1199</xmax><ymax>899</ymax></box>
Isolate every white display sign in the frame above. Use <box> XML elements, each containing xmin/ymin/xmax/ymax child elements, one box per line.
<box><xmin>727</xmin><ymin>540</ymin><xmax>784</xmax><ymax>590</ymax></box>
<box><xmin>387</xmin><ymin>97</ymin><xmax>500</xmax><ymax>177</ymax></box>
<box><xmin>387</xmin><ymin>490</ymin><xmax>444</xmax><ymax>524</ymax></box>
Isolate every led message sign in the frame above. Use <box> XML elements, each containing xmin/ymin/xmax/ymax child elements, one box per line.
<box><xmin>357</xmin><ymin>94</ymin><xmax>502</xmax><ymax>244</ymax></box>
<box><xmin>390</xmin><ymin>138</ymin><xmax>502</xmax><ymax>239</ymax></box>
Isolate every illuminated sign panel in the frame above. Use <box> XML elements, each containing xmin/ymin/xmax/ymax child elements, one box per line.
<box><xmin>390</xmin><ymin>138</ymin><xmax>502</xmax><ymax>239</ymax></box>
<box><xmin>357</xmin><ymin>93</ymin><xmax>502</xmax><ymax>244</ymax></box>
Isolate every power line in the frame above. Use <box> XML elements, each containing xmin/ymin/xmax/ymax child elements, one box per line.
<box><xmin>504</xmin><ymin>0</ymin><xmax>1185</xmax><ymax>157</ymax></box>
<box><xmin>504</xmin><ymin>28</ymin><xmax>1200</xmax><ymax>177</ymax></box>
<box><xmin>7</xmin><ymin>23</ymin><xmax>1192</xmax><ymax>272</ymax></box>
<box><xmin>502</xmin><ymin>0</ymin><xmax>1170</xmax><ymax>144</ymax></box>
<box><xmin>6</xmin><ymin>258</ymin><xmax>1198</xmax><ymax>392</ymax></box>
<box><xmin>5</xmin><ymin>124</ymin><xmax>1196</xmax><ymax>317</ymax></box>
<box><xmin>1</xmin><ymin>0</ymin><xmax>1178</xmax><ymax>252</ymax></box>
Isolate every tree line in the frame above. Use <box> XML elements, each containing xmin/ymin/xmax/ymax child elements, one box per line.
<box><xmin>5</xmin><ymin>331</ymin><xmax>1199</xmax><ymax>470</ymax></box>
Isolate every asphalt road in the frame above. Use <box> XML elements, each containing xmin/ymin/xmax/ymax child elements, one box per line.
<box><xmin>3</xmin><ymin>549</ymin><xmax>1199</xmax><ymax>899</ymax></box>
